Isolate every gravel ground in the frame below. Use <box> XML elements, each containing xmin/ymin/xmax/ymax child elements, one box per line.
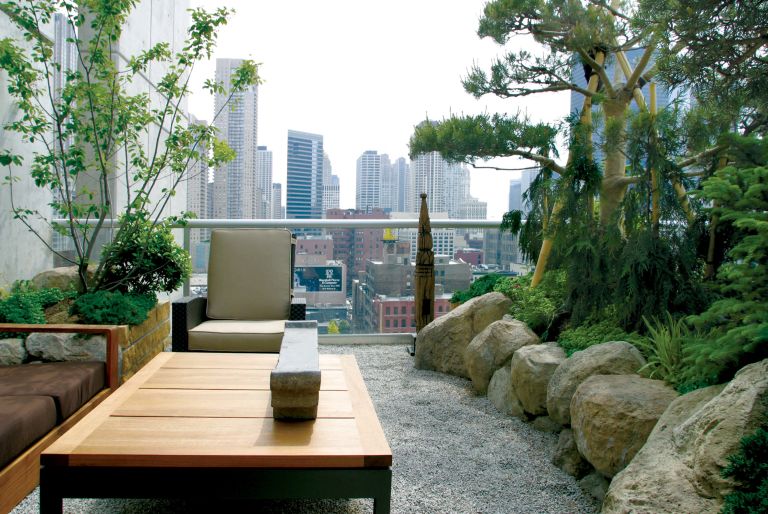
<box><xmin>12</xmin><ymin>345</ymin><xmax>598</xmax><ymax>514</ymax></box>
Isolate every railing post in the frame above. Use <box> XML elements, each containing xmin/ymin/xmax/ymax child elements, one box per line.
<box><xmin>183</xmin><ymin>226</ymin><xmax>191</xmax><ymax>297</ymax></box>
<box><xmin>415</xmin><ymin>193</ymin><xmax>435</xmax><ymax>334</ymax></box>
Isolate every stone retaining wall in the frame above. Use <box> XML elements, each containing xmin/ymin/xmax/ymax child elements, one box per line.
<box><xmin>0</xmin><ymin>300</ymin><xmax>170</xmax><ymax>384</ymax></box>
<box><xmin>120</xmin><ymin>300</ymin><xmax>170</xmax><ymax>382</ymax></box>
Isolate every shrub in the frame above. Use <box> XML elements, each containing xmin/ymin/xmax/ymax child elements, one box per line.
<box><xmin>70</xmin><ymin>291</ymin><xmax>157</xmax><ymax>326</ymax></box>
<box><xmin>0</xmin><ymin>283</ymin><xmax>65</xmax><ymax>337</ymax></box>
<box><xmin>451</xmin><ymin>273</ymin><xmax>504</xmax><ymax>304</ymax></box>
<box><xmin>494</xmin><ymin>271</ymin><xmax>566</xmax><ymax>336</ymax></box>
<box><xmin>98</xmin><ymin>216</ymin><xmax>191</xmax><ymax>295</ymax></box>
<box><xmin>633</xmin><ymin>312</ymin><xmax>688</xmax><ymax>387</ymax></box>
<box><xmin>721</xmin><ymin>425</ymin><xmax>768</xmax><ymax>514</ymax></box>
<box><xmin>557</xmin><ymin>319</ymin><xmax>635</xmax><ymax>356</ymax></box>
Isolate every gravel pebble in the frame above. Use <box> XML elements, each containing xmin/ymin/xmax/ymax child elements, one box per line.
<box><xmin>12</xmin><ymin>345</ymin><xmax>598</xmax><ymax>513</ymax></box>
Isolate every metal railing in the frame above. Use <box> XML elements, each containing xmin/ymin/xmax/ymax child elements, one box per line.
<box><xmin>54</xmin><ymin>217</ymin><xmax>509</xmax><ymax>342</ymax></box>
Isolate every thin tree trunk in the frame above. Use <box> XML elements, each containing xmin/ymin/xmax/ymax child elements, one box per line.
<box><xmin>531</xmin><ymin>52</ymin><xmax>604</xmax><ymax>287</ymax></box>
<box><xmin>650</xmin><ymin>83</ymin><xmax>660</xmax><ymax>234</ymax></box>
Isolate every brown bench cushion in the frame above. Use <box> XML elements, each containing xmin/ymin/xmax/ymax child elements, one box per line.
<box><xmin>0</xmin><ymin>362</ymin><xmax>105</xmax><ymax>421</ymax></box>
<box><xmin>0</xmin><ymin>395</ymin><xmax>57</xmax><ymax>469</ymax></box>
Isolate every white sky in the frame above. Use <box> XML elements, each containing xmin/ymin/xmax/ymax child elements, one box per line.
<box><xmin>187</xmin><ymin>0</ymin><xmax>569</xmax><ymax>218</ymax></box>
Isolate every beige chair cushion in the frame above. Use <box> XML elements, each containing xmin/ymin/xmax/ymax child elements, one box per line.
<box><xmin>206</xmin><ymin>229</ymin><xmax>292</xmax><ymax>320</ymax></box>
<box><xmin>189</xmin><ymin>320</ymin><xmax>286</xmax><ymax>353</ymax></box>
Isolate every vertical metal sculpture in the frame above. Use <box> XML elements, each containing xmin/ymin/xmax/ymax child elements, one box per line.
<box><xmin>415</xmin><ymin>193</ymin><xmax>435</xmax><ymax>334</ymax></box>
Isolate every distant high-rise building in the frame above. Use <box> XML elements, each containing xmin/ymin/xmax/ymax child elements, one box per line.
<box><xmin>287</xmin><ymin>130</ymin><xmax>324</xmax><ymax>222</ymax></box>
<box><xmin>508</xmin><ymin>180</ymin><xmax>522</xmax><ymax>212</ymax></box>
<box><xmin>459</xmin><ymin>197</ymin><xmax>487</xmax><ymax>220</ymax></box>
<box><xmin>445</xmin><ymin>163</ymin><xmax>471</xmax><ymax>219</ymax></box>
<box><xmin>212</xmin><ymin>58</ymin><xmax>259</xmax><ymax>220</ymax></box>
<box><xmin>321</xmin><ymin>153</ymin><xmax>338</xmax><ymax>216</ymax></box>
<box><xmin>379</xmin><ymin>154</ymin><xmax>396</xmax><ymax>212</ymax></box>
<box><xmin>271</xmin><ymin>183</ymin><xmax>282</xmax><ymax>219</ymax></box>
<box><xmin>187</xmin><ymin>116</ymin><xmax>210</xmax><ymax>245</ymax></box>
<box><xmin>255</xmin><ymin>146</ymin><xmax>272</xmax><ymax>218</ymax></box>
<box><xmin>356</xmin><ymin>150</ymin><xmax>382</xmax><ymax>212</ymax></box>
<box><xmin>410</xmin><ymin>151</ymin><xmax>448</xmax><ymax>213</ymax></box>
<box><xmin>392</xmin><ymin>157</ymin><xmax>410</xmax><ymax>212</ymax></box>
<box><xmin>323</xmin><ymin>175</ymin><xmax>340</xmax><ymax>214</ymax></box>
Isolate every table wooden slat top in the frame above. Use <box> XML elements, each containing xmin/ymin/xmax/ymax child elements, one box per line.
<box><xmin>42</xmin><ymin>352</ymin><xmax>392</xmax><ymax>469</ymax></box>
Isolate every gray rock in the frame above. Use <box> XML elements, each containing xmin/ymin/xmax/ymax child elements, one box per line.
<box><xmin>31</xmin><ymin>265</ymin><xmax>95</xmax><ymax>293</ymax></box>
<box><xmin>571</xmin><ymin>374</ymin><xmax>678</xmax><ymax>478</ymax></box>
<box><xmin>552</xmin><ymin>429</ymin><xmax>592</xmax><ymax>479</ymax></box>
<box><xmin>603</xmin><ymin>385</ymin><xmax>725</xmax><ymax>514</ymax></box>
<box><xmin>415</xmin><ymin>292</ymin><xmax>511</xmax><ymax>378</ymax></box>
<box><xmin>510</xmin><ymin>343</ymin><xmax>566</xmax><ymax>416</ymax></box>
<box><xmin>579</xmin><ymin>471</ymin><xmax>610</xmax><ymax>503</ymax></box>
<box><xmin>547</xmin><ymin>341</ymin><xmax>646</xmax><ymax>426</ymax></box>
<box><xmin>531</xmin><ymin>415</ymin><xmax>561</xmax><ymax>433</ymax></box>
<box><xmin>487</xmin><ymin>365</ymin><xmax>525</xmax><ymax>418</ymax></box>
<box><xmin>0</xmin><ymin>338</ymin><xmax>27</xmax><ymax>365</ymax></box>
<box><xmin>25</xmin><ymin>332</ymin><xmax>107</xmax><ymax>362</ymax></box>
<box><xmin>674</xmin><ymin>359</ymin><xmax>768</xmax><ymax>499</ymax></box>
<box><xmin>464</xmin><ymin>319</ymin><xmax>539</xmax><ymax>394</ymax></box>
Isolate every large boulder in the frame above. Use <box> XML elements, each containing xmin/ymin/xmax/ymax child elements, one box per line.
<box><xmin>25</xmin><ymin>332</ymin><xmax>107</xmax><ymax>362</ymax></box>
<box><xmin>604</xmin><ymin>360</ymin><xmax>768</xmax><ymax>513</ymax></box>
<box><xmin>31</xmin><ymin>265</ymin><xmax>95</xmax><ymax>293</ymax></box>
<box><xmin>674</xmin><ymin>359</ymin><xmax>768</xmax><ymax>499</ymax></box>
<box><xmin>571</xmin><ymin>374</ymin><xmax>677</xmax><ymax>477</ymax></box>
<box><xmin>547</xmin><ymin>341</ymin><xmax>646</xmax><ymax>426</ymax></box>
<box><xmin>552</xmin><ymin>428</ymin><xmax>592</xmax><ymax>478</ymax></box>
<box><xmin>464</xmin><ymin>319</ymin><xmax>539</xmax><ymax>394</ymax></box>
<box><xmin>510</xmin><ymin>343</ymin><xmax>566</xmax><ymax>416</ymax></box>
<box><xmin>415</xmin><ymin>292</ymin><xmax>511</xmax><ymax>378</ymax></box>
<box><xmin>487</xmin><ymin>365</ymin><xmax>525</xmax><ymax>418</ymax></box>
<box><xmin>0</xmin><ymin>338</ymin><xmax>27</xmax><ymax>365</ymax></box>
<box><xmin>603</xmin><ymin>385</ymin><xmax>726</xmax><ymax>514</ymax></box>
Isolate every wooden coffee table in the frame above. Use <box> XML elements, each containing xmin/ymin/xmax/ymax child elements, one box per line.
<box><xmin>40</xmin><ymin>352</ymin><xmax>392</xmax><ymax>513</ymax></box>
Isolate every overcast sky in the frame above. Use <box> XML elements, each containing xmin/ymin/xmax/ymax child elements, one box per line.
<box><xmin>187</xmin><ymin>0</ymin><xmax>569</xmax><ymax>218</ymax></box>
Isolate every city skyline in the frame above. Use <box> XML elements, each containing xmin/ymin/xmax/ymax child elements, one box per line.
<box><xmin>188</xmin><ymin>0</ymin><xmax>569</xmax><ymax>219</ymax></box>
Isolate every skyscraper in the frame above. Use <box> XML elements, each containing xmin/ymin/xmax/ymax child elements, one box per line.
<box><xmin>323</xmin><ymin>175</ymin><xmax>340</xmax><ymax>213</ymax></box>
<box><xmin>212</xmin><ymin>58</ymin><xmax>259</xmax><ymax>220</ymax></box>
<box><xmin>445</xmin><ymin>163</ymin><xmax>471</xmax><ymax>219</ymax></box>
<box><xmin>186</xmin><ymin>116</ymin><xmax>209</xmax><ymax>245</ymax></box>
<box><xmin>255</xmin><ymin>146</ymin><xmax>273</xmax><ymax>218</ymax></box>
<box><xmin>286</xmin><ymin>130</ymin><xmax>324</xmax><ymax>221</ymax></box>
<box><xmin>271</xmin><ymin>183</ymin><xmax>282</xmax><ymax>219</ymax></box>
<box><xmin>356</xmin><ymin>150</ymin><xmax>382</xmax><ymax>213</ymax></box>
<box><xmin>410</xmin><ymin>151</ymin><xmax>447</xmax><ymax>213</ymax></box>
<box><xmin>392</xmin><ymin>157</ymin><xmax>410</xmax><ymax>212</ymax></box>
<box><xmin>322</xmin><ymin>153</ymin><xmax>338</xmax><ymax>216</ymax></box>
<box><xmin>379</xmin><ymin>154</ymin><xmax>395</xmax><ymax>212</ymax></box>
<box><xmin>508</xmin><ymin>179</ymin><xmax>522</xmax><ymax>212</ymax></box>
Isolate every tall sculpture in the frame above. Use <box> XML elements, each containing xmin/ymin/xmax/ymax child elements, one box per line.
<box><xmin>415</xmin><ymin>193</ymin><xmax>435</xmax><ymax>333</ymax></box>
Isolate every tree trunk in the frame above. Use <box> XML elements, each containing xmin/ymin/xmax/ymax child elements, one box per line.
<box><xmin>599</xmin><ymin>93</ymin><xmax>632</xmax><ymax>225</ymax></box>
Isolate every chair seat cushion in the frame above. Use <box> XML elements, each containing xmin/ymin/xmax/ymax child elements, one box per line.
<box><xmin>0</xmin><ymin>395</ymin><xmax>57</xmax><ymax>468</ymax></box>
<box><xmin>189</xmin><ymin>320</ymin><xmax>286</xmax><ymax>353</ymax></box>
<box><xmin>0</xmin><ymin>362</ymin><xmax>105</xmax><ymax>421</ymax></box>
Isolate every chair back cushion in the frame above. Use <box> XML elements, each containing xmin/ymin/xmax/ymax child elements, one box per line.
<box><xmin>206</xmin><ymin>229</ymin><xmax>292</xmax><ymax>320</ymax></box>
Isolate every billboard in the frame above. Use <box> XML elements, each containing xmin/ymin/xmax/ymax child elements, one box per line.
<box><xmin>294</xmin><ymin>266</ymin><xmax>343</xmax><ymax>292</ymax></box>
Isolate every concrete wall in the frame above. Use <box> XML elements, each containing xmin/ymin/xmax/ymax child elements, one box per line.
<box><xmin>0</xmin><ymin>14</ymin><xmax>54</xmax><ymax>287</ymax></box>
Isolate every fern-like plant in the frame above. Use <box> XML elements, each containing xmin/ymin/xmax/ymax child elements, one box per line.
<box><xmin>634</xmin><ymin>312</ymin><xmax>687</xmax><ymax>386</ymax></box>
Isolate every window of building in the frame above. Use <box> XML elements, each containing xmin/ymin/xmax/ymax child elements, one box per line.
<box><xmin>401</xmin><ymin>319</ymin><xmax>406</xmax><ymax>328</ymax></box>
<box><xmin>438</xmin><ymin>305</ymin><xmax>443</xmax><ymax>312</ymax></box>
<box><xmin>385</xmin><ymin>307</ymin><xmax>390</xmax><ymax>315</ymax></box>
<box><xmin>411</xmin><ymin>319</ymin><xmax>416</xmax><ymax>327</ymax></box>
<box><xmin>393</xmin><ymin>306</ymin><xmax>398</xmax><ymax>315</ymax></box>
<box><xmin>385</xmin><ymin>320</ymin><xmax>390</xmax><ymax>328</ymax></box>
